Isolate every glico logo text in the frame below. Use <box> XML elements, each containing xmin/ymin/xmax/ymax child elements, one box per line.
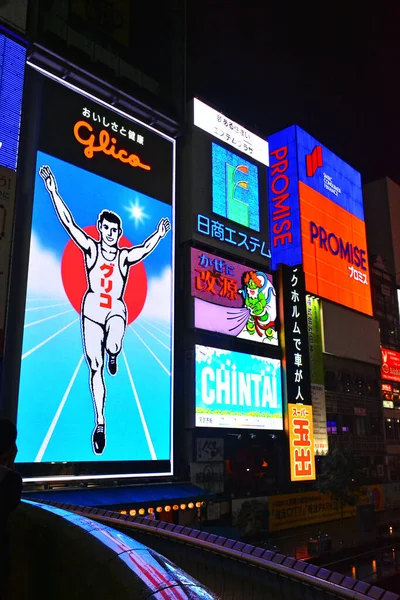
<box><xmin>310</xmin><ymin>222</ymin><xmax>367</xmax><ymax>271</ymax></box>
<box><xmin>73</xmin><ymin>120</ymin><xmax>151</xmax><ymax>171</ymax></box>
<box><xmin>269</xmin><ymin>146</ymin><xmax>292</xmax><ymax>248</ymax></box>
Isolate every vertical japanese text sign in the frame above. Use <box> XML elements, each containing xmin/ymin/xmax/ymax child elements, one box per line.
<box><xmin>280</xmin><ymin>265</ymin><xmax>311</xmax><ymax>406</ymax></box>
<box><xmin>288</xmin><ymin>403</ymin><xmax>316</xmax><ymax>481</ymax></box>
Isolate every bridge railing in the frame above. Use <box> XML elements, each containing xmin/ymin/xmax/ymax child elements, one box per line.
<box><xmin>32</xmin><ymin>499</ymin><xmax>400</xmax><ymax>600</ymax></box>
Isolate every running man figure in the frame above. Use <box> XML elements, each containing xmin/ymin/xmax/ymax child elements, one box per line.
<box><xmin>39</xmin><ymin>165</ymin><xmax>171</xmax><ymax>455</ymax></box>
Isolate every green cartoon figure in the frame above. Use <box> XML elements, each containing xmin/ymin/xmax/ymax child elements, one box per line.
<box><xmin>239</xmin><ymin>271</ymin><xmax>276</xmax><ymax>343</ymax></box>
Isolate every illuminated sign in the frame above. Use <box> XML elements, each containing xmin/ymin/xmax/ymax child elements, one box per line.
<box><xmin>381</xmin><ymin>348</ymin><xmax>400</xmax><ymax>383</ymax></box>
<box><xmin>268</xmin><ymin>125</ymin><xmax>372</xmax><ymax>316</ymax></box>
<box><xmin>13</xmin><ymin>66</ymin><xmax>174</xmax><ymax>480</ymax></box>
<box><xmin>191</xmin><ymin>248</ymin><xmax>277</xmax><ymax>345</ymax></box>
<box><xmin>193</xmin><ymin>98</ymin><xmax>269</xmax><ymax>166</ymax></box>
<box><xmin>280</xmin><ymin>265</ymin><xmax>311</xmax><ymax>405</ymax></box>
<box><xmin>197</xmin><ymin>214</ymin><xmax>270</xmax><ymax>260</ymax></box>
<box><xmin>195</xmin><ymin>345</ymin><xmax>283</xmax><ymax>430</ymax></box>
<box><xmin>212</xmin><ymin>143</ymin><xmax>260</xmax><ymax>231</ymax></box>
<box><xmin>383</xmin><ymin>400</ymin><xmax>394</xmax><ymax>409</ymax></box>
<box><xmin>306</xmin><ymin>295</ymin><xmax>328</xmax><ymax>455</ymax></box>
<box><xmin>0</xmin><ymin>33</ymin><xmax>26</xmax><ymax>170</ymax></box>
<box><xmin>73</xmin><ymin>120</ymin><xmax>151</xmax><ymax>170</ymax></box>
<box><xmin>382</xmin><ymin>383</ymin><xmax>393</xmax><ymax>393</ymax></box>
<box><xmin>288</xmin><ymin>403</ymin><xmax>316</xmax><ymax>481</ymax></box>
<box><xmin>268</xmin><ymin>126</ymin><xmax>302</xmax><ymax>268</ymax></box>
<box><xmin>300</xmin><ymin>182</ymin><xmax>372</xmax><ymax>315</ymax></box>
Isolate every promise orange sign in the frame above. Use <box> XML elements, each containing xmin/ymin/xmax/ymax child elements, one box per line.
<box><xmin>288</xmin><ymin>403</ymin><xmax>316</xmax><ymax>481</ymax></box>
<box><xmin>299</xmin><ymin>181</ymin><xmax>372</xmax><ymax>316</ymax></box>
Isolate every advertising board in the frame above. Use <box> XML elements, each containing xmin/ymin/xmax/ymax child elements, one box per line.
<box><xmin>268</xmin><ymin>125</ymin><xmax>372</xmax><ymax>316</ymax></box>
<box><xmin>186</xmin><ymin>99</ymin><xmax>271</xmax><ymax>265</ymax></box>
<box><xmin>299</xmin><ymin>181</ymin><xmax>372</xmax><ymax>315</ymax></box>
<box><xmin>381</xmin><ymin>347</ymin><xmax>400</xmax><ymax>383</ymax></box>
<box><xmin>195</xmin><ymin>345</ymin><xmax>283</xmax><ymax>430</ymax></box>
<box><xmin>13</xmin><ymin>66</ymin><xmax>174</xmax><ymax>480</ymax></box>
<box><xmin>0</xmin><ymin>32</ymin><xmax>26</xmax><ymax>170</ymax></box>
<box><xmin>288</xmin><ymin>403</ymin><xmax>316</xmax><ymax>482</ymax></box>
<box><xmin>306</xmin><ymin>295</ymin><xmax>328</xmax><ymax>455</ymax></box>
<box><xmin>191</xmin><ymin>248</ymin><xmax>278</xmax><ymax>345</ymax></box>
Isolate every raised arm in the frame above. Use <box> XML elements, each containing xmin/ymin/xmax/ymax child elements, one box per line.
<box><xmin>125</xmin><ymin>218</ymin><xmax>171</xmax><ymax>266</ymax></box>
<box><xmin>39</xmin><ymin>165</ymin><xmax>93</xmax><ymax>252</ymax></box>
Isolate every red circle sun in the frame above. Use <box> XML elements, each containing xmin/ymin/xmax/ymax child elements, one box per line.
<box><xmin>60</xmin><ymin>225</ymin><xmax>147</xmax><ymax>325</ymax></box>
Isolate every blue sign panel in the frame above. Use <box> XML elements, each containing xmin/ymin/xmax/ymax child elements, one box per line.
<box><xmin>268</xmin><ymin>126</ymin><xmax>302</xmax><ymax>269</ymax></box>
<box><xmin>296</xmin><ymin>126</ymin><xmax>363</xmax><ymax>220</ymax></box>
<box><xmin>212</xmin><ymin>142</ymin><xmax>260</xmax><ymax>231</ymax></box>
<box><xmin>0</xmin><ymin>33</ymin><xmax>26</xmax><ymax>170</ymax></box>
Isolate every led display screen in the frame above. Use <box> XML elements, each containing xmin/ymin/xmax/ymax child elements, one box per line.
<box><xmin>381</xmin><ymin>347</ymin><xmax>400</xmax><ymax>383</ymax></box>
<box><xmin>195</xmin><ymin>345</ymin><xmax>283</xmax><ymax>430</ymax></box>
<box><xmin>191</xmin><ymin>248</ymin><xmax>278</xmax><ymax>345</ymax></box>
<box><xmin>0</xmin><ymin>33</ymin><xmax>26</xmax><ymax>170</ymax></box>
<box><xmin>14</xmin><ymin>67</ymin><xmax>174</xmax><ymax>480</ymax></box>
<box><xmin>299</xmin><ymin>181</ymin><xmax>372</xmax><ymax>315</ymax></box>
<box><xmin>212</xmin><ymin>142</ymin><xmax>260</xmax><ymax>231</ymax></box>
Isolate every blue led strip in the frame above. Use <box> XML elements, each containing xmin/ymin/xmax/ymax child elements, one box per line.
<box><xmin>0</xmin><ymin>34</ymin><xmax>26</xmax><ymax>170</ymax></box>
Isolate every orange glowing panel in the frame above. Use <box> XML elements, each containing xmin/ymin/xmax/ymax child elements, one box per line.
<box><xmin>299</xmin><ymin>181</ymin><xmax>372</xmax><ymax>315</ymax></box>
<box><xmin>288</xmin><ymin>403</ymin><xmax>316</xmax><ymax>481</ymax></box>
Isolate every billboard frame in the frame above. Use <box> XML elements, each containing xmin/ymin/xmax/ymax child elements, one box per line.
<box><xmin>1</xmin><ymin>62</ymin><xmax>176</xmax><ymax>483</ymax></box>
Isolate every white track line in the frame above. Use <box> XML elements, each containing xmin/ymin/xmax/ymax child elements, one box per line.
<box><xmin>138</xmin><ymin>318</ymin><xmax>171</xmax><ymax>339</ymax></box>
<box><xmin>25</xmin><ymin>309</ymin><xmax>74</xmax><ymax>328</ymax></box>
<box><xmin>22</xmin><ymin>319</ymin><xmax>79</xmax><ymax>359</ymax></box>
<box><xmin>35</xmin><ymin>355</ymin><xmax>84</xmax><ymax>462</ymax></box>
<box><xmin>122</xmin><ymin>350</ymin><xmax>157</xmax><ymax>460</ymax></box>
<box><xmin>26</xmin><ymin>302</ymin><xmax>69</xmax><ymax>312</ymax></box>
<box><xmin>135</xmin><ymin>321</ymin><xmax>171</xmax><ymax>351</ymax></box>
<box><xmin>129</xmin><ymin>326</ymin><xmax>171</xmax><ymax>376</ymax></box>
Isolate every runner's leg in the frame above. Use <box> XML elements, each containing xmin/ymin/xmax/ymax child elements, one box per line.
<box><xmin>105</xmin><ymin>315</ymin><xmax>126</xmax><ymax>375</ymax></box>
<box><xmin>82</xmin><ymin>317</ymin><xmax>106</xmax><ymax>425</ymax></box>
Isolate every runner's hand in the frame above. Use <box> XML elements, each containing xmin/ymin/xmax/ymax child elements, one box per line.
<box><xmin>158</xmin><ymin>217</ymin><xmax>171</xmax><ymax>238</ymax></box>
<box><xmin>39</xmin><ymin>165</ymin><xmax>58</xmax><ymax>194</ymax></box>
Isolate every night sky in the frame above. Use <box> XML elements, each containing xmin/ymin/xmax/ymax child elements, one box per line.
<box><xmin>188</xmin><ymin>4</ymin><xmax>400</xmax><ymax>185</ymax></box>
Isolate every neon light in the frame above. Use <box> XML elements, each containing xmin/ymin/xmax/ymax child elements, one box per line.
<box><xmin>73</xmin><ymin>120</ymin><xmax>151</xmax><ymax>170</ymax></box>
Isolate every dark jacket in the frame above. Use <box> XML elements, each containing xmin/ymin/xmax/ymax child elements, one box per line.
<box><xmin>0</xmin><ymin>465</ymin><xmax>22</xmax><ymax>578</ymax></box>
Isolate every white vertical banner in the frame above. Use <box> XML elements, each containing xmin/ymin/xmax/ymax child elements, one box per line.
<box><xmin>0</xmin><ymin>166</ymin><xmax>16</xmax><ymax>355</ymax></box>
<box><xmin>311</xmin><ymin>383</ymin><xmax>329</xmax><ymax>455</ymax></box>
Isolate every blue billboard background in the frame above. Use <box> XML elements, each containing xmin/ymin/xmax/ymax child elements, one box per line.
<box><xmin>0</xmin><ymin>33</ymin><xmax>26</xmax><ymax>170</ymax></box>
<box><xmin>296</xmin><ymin>126</ymin><xmax>364</xmax><ymax>220</ymax></box>
<box><xmin>17</xmin><ymin>150</ymin><xmax>173</xmax><ymax>464</ymax></box>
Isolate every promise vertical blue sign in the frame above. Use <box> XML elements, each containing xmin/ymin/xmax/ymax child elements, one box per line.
<box><xmin>0</xmin><ymin>32</ymin><xmax>26</xmax><ymax>170</ymax></box>
<box><xmin>268</xmin><ymin>126</ymin><xmax>302</xmax><ymax>269</ymax></box>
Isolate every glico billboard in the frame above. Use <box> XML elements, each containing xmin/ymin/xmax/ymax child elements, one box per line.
<box><xmin>268</xmin><ymin>126</ymin><xmax>372</xmax><ymax>316</ymax></box>
<box><xmin>8</xmin><ymin>65</ymin><xmax>175</xmax><ymax>481</ymax></box>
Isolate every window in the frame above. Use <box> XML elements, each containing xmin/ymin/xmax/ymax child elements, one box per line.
<box><xmin>327</xmin><ymin>420</ymin><xmax>337</xmax><ymax>435</ymax></box>
<box><xmin>355</xmin><ymin>416</ymin><xmax>366</xmax><ymax>436</ymax></box>
<box><xmin>325</xmin><ymin>371</ymin><xmax>337</xmax><ymax>391</ymax></box>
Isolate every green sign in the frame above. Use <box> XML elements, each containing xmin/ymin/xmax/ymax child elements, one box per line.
<box><xmin>306</xmin><ymin>296</ymin><xmax>324</xmax><ymax>385</ymax></box>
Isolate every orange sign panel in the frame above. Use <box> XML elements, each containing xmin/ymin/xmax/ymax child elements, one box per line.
<box><xmin>288</xmin><ymin>403</ymin><xmax>316</xmax><ymax>481</ymax></box>
<box><xmin>299</xmin><ymin>181</ymin><xmax>372</xmax><ymax>315</ymax></box>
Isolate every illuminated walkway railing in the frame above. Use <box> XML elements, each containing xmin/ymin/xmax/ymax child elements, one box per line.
<box><xmin>31</xmin><ymin>499</ymin><xmax>400</xmax><ymax>600</ymax></box>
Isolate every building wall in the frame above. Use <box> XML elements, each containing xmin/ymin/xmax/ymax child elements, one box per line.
<box><xmin>387</xmin><ymin>178</ymin><xmax>400</xmax><ymax>287</ymax></box>
<box><xmin>363</xmin><ymin>178</ymin><xmax>395</xmax><ymax>277</ymax></box>
<box><xmin>324</xmin><ymin>353</ymin><xmax>385</xmax><ymax>475</ymax></box>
